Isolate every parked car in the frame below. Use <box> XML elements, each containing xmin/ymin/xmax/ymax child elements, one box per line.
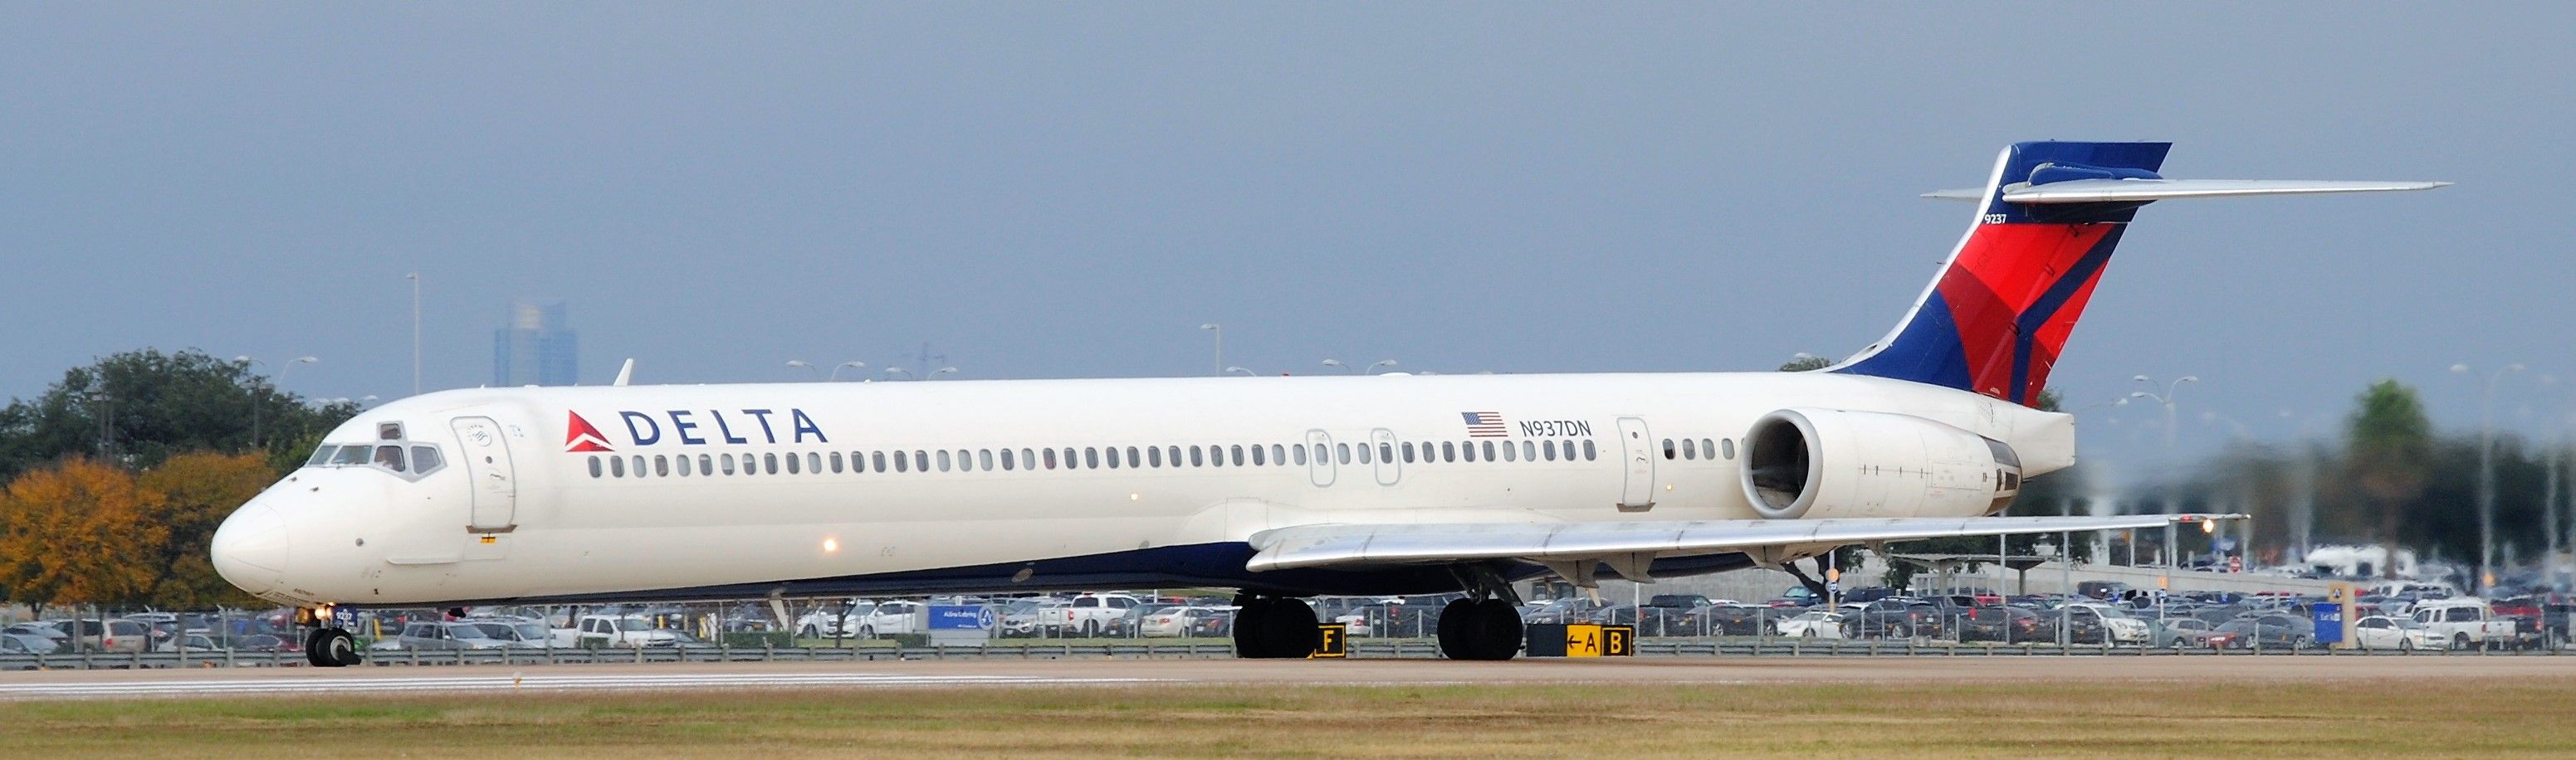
<box><xmin>998</xmin><ymin>599</ymin><xmax>1056</xmax><ymax>638</ymax></box>
<box><xmin>3</xmin><ymin>622</ymin><xmax>67</xmax><ymax>643</ymax></box>
<box><xmin>2077</xmin><ymin>581</ymin><xmax>2135</xmax><ymax>601</ymax></box>
<box><xmin>1139</xmin><ymin>606</ymin><xmax>1235</xmax><ymax>638</ymax></box>
<box><xmin>466</xmin><ymin>619</ymin><xmax>554</xmax><ymax>647</ymax></box>
<box><xmin>1111</xmin><ymin>602</ymin><xmax>1188</xmax><ymax>637</ymax></box>
<box><xmin>1776</xmin><ymin>611</ymin><xmax>1846</xmax><ymax>639</ymax></box>
<box><xmin>2153</xmin><ymin>617</ymin><xmax>2218</xmax><ymax>649</ymax></box>
<box><xmin>856</xmin><ymin>600</ymin><xmax>926</xmax><ymax>638</ymax></box>
<box><xmin>1522</xmin><ymin>597</ymin><xmax>1615</xmax><ymax>626</ymax></box>
<box><xmin>566</xmin><ymin>615</ymin><xmax>682</xmax><ymax>647</ymax></box>
<box><xmin>2412</xmin><ymin>598</ymin><xmax>2519</xmax><ymax>650</ymax></box>
<box><xmin>796</xmin><ymin>600</ymin><xmax>876</xmax><ymax>639</ymax></box>
<box><xmin>2</xmin><ymin>633</ymin><xmax>60</xmax><ymax>655</ymax></box>
<box><xmin>1958</xmin><ymin>607</ymin><xmax>2044</xmax><ymax>643</ymax></box>
<box><xmin>1702</xmin><ymin>604</ymin><xmax>1780</xmax><ymax>636</ymax></box>
<box><xmin>154</xmin><ymin>633</ymin><xmax>232</xmax><ymax>653</ymax></box>
<box><xmin>1039</xmin><ymin>593</ymin><xmax>1141</xmax><ymax>636</ymax></box>
<box><xmin>2207</xmin><ymin>614</ymin><xmax>2317</xmax><ymax>650</ymax></box>
<box><xmin>54</xmin><ymin>619</ymin><xmax>150</xmax><ymax>653</ymax></box>
<box><xmin>2351</xmin><ymin>615</ymin><xmax>2441</xmax><ymax>651</ymax></box>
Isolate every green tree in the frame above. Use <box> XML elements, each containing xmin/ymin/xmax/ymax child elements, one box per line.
<box><xmin>0</xmin><ymin>348</ymin><xmax>359</xmax><ymax>479</ymax></box>
<box><xmin>2344</xmin><ymin>379</ymin><xmax>2434</xmax><ymax>567</ymax></box>
<box><xmin>1777</xmin><ymin>354</ymin><xmax>1834</xmax><ymax>373</ymax></box>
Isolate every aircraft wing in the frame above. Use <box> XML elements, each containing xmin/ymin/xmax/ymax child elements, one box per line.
<box><xmin>1244</xmin><ymin>514</ymin><xmax>2236</xmax><ymax>573</ymax></box>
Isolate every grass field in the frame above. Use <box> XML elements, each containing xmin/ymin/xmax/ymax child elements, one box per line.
<box><xmin>9</xmin><ymin>680</ymin><xmax>2574</xmax><ymax>758</ymax></box>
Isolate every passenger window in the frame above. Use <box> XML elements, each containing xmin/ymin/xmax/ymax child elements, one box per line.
<box><xmin>1381</xmin><ymin>443</ymin><xmax>1395</xmax><ymax>463</ymax></box>
<box><xmin>894</xmin><ymin>452</ymin><xmax>909</xmax><ymax>473</ymax></box>
<box><xmin>1188</xmin><ymin>446</ymin><xmax>1204</xmax><ymax>467</ymax></box>
<box><xmin>1336</xmin><ymin>443</ymin><xmax>1352</xmax><ymax>465</ymax></box>
<box><xmin>1356</xmin><ymin>442</ymin><xmax>1371</xmax><ymax>465</ymax></box>
<box><xmin>1459</xmin><ymin>441</ymin><xmax>1475</xmax><ymax>462</ymax></box>
<box><xmin>809</xmin><ymin>452</ymin><xmax>822</xmax><ymax>474</ymax></box>
<box><xmin>589</xmin><ymin>456</ymin><xmax>603</xmax><ymax>478</ymax></box>
<box><xmin>721</xmin><ymin>454</ymin><xmax>737</xmax><ymax>475</ymax></box>
<box><xmin>412</xmin><ymin>446</ymin><xmax>442</xmax><ymax>472</ymax></box>
<box><xmin>1043</xmin><ymin>448</ymin><xmax>1058</xmax><ymax>470</ymax></box>
<box><xmin>610</xmin><ymin>456</ymin><xmax>627</xmax><ymax>477</ymax></box>
<box><xmin>1206</xmin><ymin>445</ymin><xmax>1224</xmax><ymax>467</ymax></box>
<box><xmin>1001</xmin><ymin>449</ymin><xmax>1016</xmax><ymax>470</ymax></box>
<box><xmin>1231</xmin><ymin>445</ymin><xmax>1245</xmax><ymax>466</ymax></box>
<box><xmin>980</xmin><ymin>450</ymin><xmax>994</xmax><ymax>470</ymax></box>
<box><xmin>1542</xmin><ymin>440</ymin><xmax>1557</xmax><ymax>460</ymax></box>
<box><xmin>1270</xmin><ymin>444</ymin><xmax>1286</xmax><ymax>465</ymax></box>
<box><xmin>655</xmin><ymin>456</ymin><xmax>670</xmax><ymax>477</ymax></box>
<box><xmin>1481</xmin><ymin>441</ymin><xmax>1497</xmax><ymax>461</ymax></box>
<box><xmin>831</xmin><ymin>452</ymin><xmax>844</xmax><ymax>473</ymax></box>
<box><xmin>1293</xmin><ymin>444</ymin><xmax>1308</xmax><ymax>465</ymax></box>
<box><xmin>764</xmin><ymin>453</ymin><xmax>780</xmax><ymax>475</ymax></box>
<box><xmin>1662</xmin><ymin>438</ymin><xmax>1676</xmax><ymax>460</ymax></box>
<box><xmin>1702</xmin><ymin>439</ymin><xmax>1717</xmax><ymax>460</ymax></box>
<box><xmin>915</xmin><ymin>451</ymin><xmax>930</xmax><ymax>472</ymax></box>
<box><xmin>633</xmin><ymin>456</ymin><xmax>648</xmax><ymax>477</ymax></box>
<box><xmin>1146</xmin><ymin>446</ymin><xmax>1162</xmax><ymax>468</ymax></box>
<box><xmin>1584</xmin><ymin>441</ymin><xmax>1599</xmax><ymax>460</ymax></box>
<box><xmin>1104</xmin><ymin>447</ymin><xmax>1121</xmax><ymax>469</ymax></box>
<box><xmin>1084</xmin><ymin>447</ymin><xmax>1099</xmax><ymax>469</ymax></box>
<box><xmin>374</xmin><ymin>446</ymin><xmax>407</xmax><ymax>472</ymax></box>
<box><xmin>1720</xmin><ymin>439</ymin><xmax>1735</xmax><ymax>460</ymax></box>
<box><xmin>677</xmin><ymin>455</ymin><xmax>692</xmax><ymax>476</ymax></box>
<box><xmin>1681</xmin><ymin>438</ymin><xmax>1697</xmax><ymax>460</ymax></box>
<box><xmin>1402</xmin><ymin>442</ymin><xmax>1416</xmax><ymax>463</ymax></box>
<box><xmin>1059</xmin><ymin>448</ymin><xmax>1075</xmax><ymax>470</ymax></box>
<box><xmin>1249</xmin><ymin>445</ymin><xmax>1264</xmax><ymax>466</ymax></box>
<box><xmin>872</xmin><ymin>452</ymin><xmax>887</xmax><ymax>472</ymax></box>
<box><xmin>1443</xmin><ymin>441</ymin><xmax>1457</xmax><ymax>462</ymax></box>
<box><xmin>938</xmin><ymin>451</ymin><xmax>952</xmax><ymax>471</ymax></box>
<box><xmin>786</xmin><ymin>453</ymin><xmax>802</xmax><ymax>475</ymax></box>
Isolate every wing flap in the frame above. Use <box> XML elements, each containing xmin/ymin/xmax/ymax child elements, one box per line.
<box><xmin>1245</xmin><ymin>514</ymin><xmax>2236</xmax><ymax>572</ymax></box>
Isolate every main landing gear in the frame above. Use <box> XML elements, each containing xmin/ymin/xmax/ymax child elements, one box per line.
<box><xmin>1439</xmin><ymin>566</ymin><xmax>1525</xmax><ymax>660</ymax></box>
<box><xmin>298</xmin><ymin>607</ymin><xmax>363</xmax><ymax>668</ymax></box>
<box><xmin>1231</xmin><ymin>595</ymin><xmax>1323</xmax><ymax>659</ymax></box>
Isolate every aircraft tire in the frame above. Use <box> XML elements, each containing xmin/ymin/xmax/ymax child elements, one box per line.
<box><xmin>1232</xmin><ymin>599</ymin><xmax>1273</xmax><ymax>658</ymax></box>
<box><xmin>1454</xmin><ymin>600</ymin><xmax>1522</xmax><ymax>661</ymax></box>
<box><xmin>1436</xmin><ymin>599</ymin><xmax>1471</xmax><ymax>659</ymax></box>
<box><xmin>1258</xmin><ymin>598</ymin><xmax>1321</xmax><ymax>659</ymax></box>
<box><xmin>306</xmin><ymin>628</ymin><xmax>359</xmax><ymax>668</ymax></box>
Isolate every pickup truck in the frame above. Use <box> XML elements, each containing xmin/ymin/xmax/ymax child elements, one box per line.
<box><xmin>2412</xmin><ymin>598</ymin><xmax>2519</xmax><ymax>650</ymax></box>
<box><xmin>1037</xmin><ymin>593</ymin><xmax>1140</xmax><ymax>636</ymax></box>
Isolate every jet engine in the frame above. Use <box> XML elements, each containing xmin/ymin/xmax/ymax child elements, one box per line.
<box><xmin>1738</xmin><ymin>408</ymin><xmax>2021</xmax><ymax>520</ymax></box>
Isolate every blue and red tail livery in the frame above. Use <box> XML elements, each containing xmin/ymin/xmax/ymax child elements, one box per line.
<box><xmin>1835</xmin><ymin>141</ymin><xmax>2173</xmax><ymax>407</ymax></box>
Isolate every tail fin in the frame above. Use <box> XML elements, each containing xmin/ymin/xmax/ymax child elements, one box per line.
<box><xmin>1831</xmin><ymin>141</ymin><xmax>2444</xmax><ymax>407</ymax></box>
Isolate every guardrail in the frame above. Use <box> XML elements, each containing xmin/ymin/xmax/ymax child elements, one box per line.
<box><xmin>3</xmin><ymin>637</ymin><xmax>2560</xmax><ymax>670</ymax></box>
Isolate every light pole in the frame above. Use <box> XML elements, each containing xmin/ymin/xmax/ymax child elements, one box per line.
<box><xmin>1321</xmin><ymin>359</ymin><xmax>1354</xmax><ymax>373</ymax></box>
<box><xmin>406</xmin><ymin>273</ymin><xmax>421</xmax><ymax>396</ymax></box>
<box><xmin>2129</xmin><ymin>374</ymin><xmax>2199</xmax><ymax>454</ymax></box>
<box><xmin>1199</xmin><ymin>324</ymin><xmax>1222</xmax><ymax>377</ymax></box>
<box><xmin>785</xmin><ymin>360</ymin><xmax>820</xmax><ymax>380</ymax></box>
<box><xmin>883</xmin><ymin>367</ymin><xmax>912</xmax><ymax>381</ymax></box>
<box><xmin>237</xmin><ymin>355</ymin><xmax>318</xmax><ymax>449</ymax></box>
<box><xmin>1224</xmin><ymin>366</ymin><xmax>1255</xmax><ymax>377</ymax></box>
<box><xmin>2454</xmin><ymin>362</ymin><xmax>2524</xmax><ymax>595</ymax></box>
<box><xmin>1366</xmin><ymin>359</ymin><xmax>1398</xmax><ymax>374</ymax></box>
<box><xmin>830</xmin><ymin>362</ymin><xmax>867</xmax><ymax>381</ymax></box>
<box><xmin>926</xmin><ymin>367</ymin><xmax>958</xmax><ymax>380</ymax></box>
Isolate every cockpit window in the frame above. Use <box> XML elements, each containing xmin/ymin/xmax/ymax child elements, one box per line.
<box><xmin>374</xmin><ymin>446</ymin><xmax>408</xmax><ymax>473</ymax></box>
<box><xmin>307</xmin><ymin>446</ymin><xmax>338</xmax><ymax>467</ymax></box>
<box><xmin>412</xmin><ymin>446</ymin><xmax>443</xmax><ymax>474</ymax></box>
<box><xmin>330</xmin><ymin>446</ymin><xmax>374</xmax><ymax>466</ymax></box>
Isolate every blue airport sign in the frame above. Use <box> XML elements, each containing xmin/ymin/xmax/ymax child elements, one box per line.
<box><xmin>928</xmin><ymin>605</ymin><xmax>995</xmax><ymax>631</ymax></box>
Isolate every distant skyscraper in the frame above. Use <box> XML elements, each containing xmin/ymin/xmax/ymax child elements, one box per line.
<box><xmin>494</xmin><ymin>300</ymin><xmax>579</xmax><ymax>387</ymax></box>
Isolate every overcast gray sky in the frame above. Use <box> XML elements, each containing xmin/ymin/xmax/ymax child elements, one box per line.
<box><xmin>3</xmin><ymin>3</ymin><xmax>2567</xmax><ymax>476</ymax></box>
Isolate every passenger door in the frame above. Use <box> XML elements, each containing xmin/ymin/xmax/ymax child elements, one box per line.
<box><xmin>452</xmin><ymin>417</ymin><xmax>518</xmax><ymax>532</ymax></box>
<box><xmin>1369</xmin><ymin>429</ymin><xmax>1401</xmax><ymax>486</ymax></box>
<box><xmin>1615</xmin><ymin>417</ymin><xmax>1655</xmax><ymax>510</ymax></box>
<box><xmin>1304</xmin><ymin>430</ymin><xmax>1336</xmax><ymax>488</ymax></box>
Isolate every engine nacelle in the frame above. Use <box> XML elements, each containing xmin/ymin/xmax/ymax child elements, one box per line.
<box><xmin>1738</xmin><ymin>408</ymin><xmax>2021</xmax><ymax>520</ymax></box>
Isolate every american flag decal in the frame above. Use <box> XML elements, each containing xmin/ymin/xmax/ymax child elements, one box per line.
<box><xmin>1462</xmin><ymin>412</ymin><xmax>1507</xmax><ymax>437</ymax></box>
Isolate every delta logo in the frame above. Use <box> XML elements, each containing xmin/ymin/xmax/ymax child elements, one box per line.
<box><xmin>565</xmin><ymin>408</ymin><xmax>829</xmax><ymax>453</ymax></box>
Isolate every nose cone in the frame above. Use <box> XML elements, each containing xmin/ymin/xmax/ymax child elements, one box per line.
<box><xmin>210</xmin><ymin>502</ymin><xmax>289</xmax><ymax>595</ymax></box>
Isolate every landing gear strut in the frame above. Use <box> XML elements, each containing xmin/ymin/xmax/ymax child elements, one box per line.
<box><xmin>298</xmin><ymin>607</ymin><xmax>363</xmax><ymax>667</ymax></box>
<box><xmin>1230</xmin><ymin>594</ymin><xmax>1322</xmax><ymax>659</ymax></box>
<box><xmin>1440</xmin><ymin>565</ymin><xmax>1524</xmax><ymax>660</ymax></box>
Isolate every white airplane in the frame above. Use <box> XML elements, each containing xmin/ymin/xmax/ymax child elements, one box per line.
<box><xmin>210</xmin><ymin>141</ymin><xmax>2443</xmax><ymax>665</ymax></box>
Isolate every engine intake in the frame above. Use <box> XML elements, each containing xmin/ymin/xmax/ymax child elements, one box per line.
<box><xmin>1740</xmin><ymin>408</ymin><xmax>2021</xmax><ymax>520</ymax></box>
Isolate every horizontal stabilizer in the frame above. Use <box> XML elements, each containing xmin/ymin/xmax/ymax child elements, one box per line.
<box><xmin>1245</xmin><ymin>513</ymin><xmax>2241</xmax><ymax>571</ymax></box>
<box><xmin>2000</xmin><ymin>178</ymin><xmax>2448</xmax><ymax>203</ymax></box>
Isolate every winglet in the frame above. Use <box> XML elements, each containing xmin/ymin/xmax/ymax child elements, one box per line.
<box><xmin>612</xmin><ymin>358</ymin><xmax>635</xmax><ymax>387</ymax></box>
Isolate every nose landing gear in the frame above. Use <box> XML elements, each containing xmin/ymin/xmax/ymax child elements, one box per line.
<box><xmin>297</xmin><ymin>606</ymin><xmax>364</xmax><ymax>667</ymax></box>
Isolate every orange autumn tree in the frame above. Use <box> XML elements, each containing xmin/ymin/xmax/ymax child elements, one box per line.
<box><xmin>138</xmin><ymin>451</ymin><xmax>273</xmax><ymax>608</ymax></box>
<box><xmin>0</xmin><ymin>457</ymin><xmax>169</xmax><ymax>609</ymax></box>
